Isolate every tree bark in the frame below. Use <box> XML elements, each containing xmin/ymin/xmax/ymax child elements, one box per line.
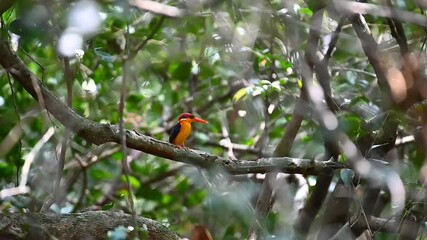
<box><xmin>0</xmin><ymin>211</ymin><xmax>180</xmax><ymax>240</ymax></box>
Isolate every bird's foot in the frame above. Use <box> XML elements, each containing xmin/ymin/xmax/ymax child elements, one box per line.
<box><xmin>173</xmin><ymin>144</ymin><xmax>190</xmax><ymax>150</ymax></box>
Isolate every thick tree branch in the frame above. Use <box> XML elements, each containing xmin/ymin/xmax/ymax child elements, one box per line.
<box><xmin>349</xmin><ymin>15</ymin><xmax>392</xmax><ymax>107</ymax></box>
<box><xmin>0</xmin><ymin>211</ymin><xmax>180</xmax><ymax>240</ymax></box>
<box><xmin>0</xmin><ymin>39</ymin><xmax>348</xmax><ymax>176</ymax></box>
<box><xmin>346</xmin><ymin>12</ymin><xmax>402</xmax><ymax>237</ymax></box>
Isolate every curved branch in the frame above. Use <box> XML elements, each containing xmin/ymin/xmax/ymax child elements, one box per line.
<box><xmin>0</xmin><ymin>211</ymin><xmax>180</xmax><ymax>240</ymax></box>
<box><xmin>0</xmin><ymin>39</ymin><xmax>348</xmax><ymax>175</ymax></box>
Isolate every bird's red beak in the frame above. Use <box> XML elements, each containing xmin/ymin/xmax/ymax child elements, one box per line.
<box><xmin>193</xmin><ymin>117</ymin><xmax>208</xmax><ymax>124</ymax></box>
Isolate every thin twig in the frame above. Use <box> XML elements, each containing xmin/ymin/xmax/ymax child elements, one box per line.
<box><xmin>6</xmin><ymin>72</ymin><xmax>23</xmax><ymax>186</ymax></box>
<box><xmin>71</xmin><ymin>154</ymin><xmax>88</xmax><ymax>212</ymax></box>
<box><xmin>383</xmin><ymin>0</ymin><xmax>409</xmax><ymax>54</ymax></box>
<box><xmin>40</xmin><ymin>57</ymin><xmax>73</xmax><ymax>212</ymax></box>
<box><xmin>324</xmin><ymin>17</ymin><xmax>345</xmax><ymax>61</ymax></box>
<box><xmin>219</xmin><ymin>111</ymin><xmax>237</xmax><ymax>160</ymax></box>
<box><xmin>40</xmin><ymin>130</ymin><xmax>71</xmax><ymax>211</ymax></box>
<box><xmin>140</xmin><ymin>165</ymin><xmax>187</xmax><ymax>186</ymax></box>
<box><xmin>0</xmin><ymin>127</ymin><xmax>55</xmax><ymax>199</ymax></box>
<box><xmin>119</xmin><ymin>20</ymin><xmax>138</xmax><ymax>238</ymax></box>
<box><xmin>131</xmin><ymin>16</ymin><xmax>165</xmax><ymax>58</ymax></box>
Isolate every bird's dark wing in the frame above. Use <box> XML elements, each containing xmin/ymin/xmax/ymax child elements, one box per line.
<box><xmin>169</xmin><ymin>122</ymin><xmax>181</xmax><ymax>143</ymax></box>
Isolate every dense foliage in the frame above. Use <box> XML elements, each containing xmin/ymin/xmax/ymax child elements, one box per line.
<box><xmin>1</xmin><ymin>0</ymin><xmax>427</xmax><ymax>239</ymax></box>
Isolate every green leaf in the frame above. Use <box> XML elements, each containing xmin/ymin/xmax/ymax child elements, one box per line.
<box><xmin>90</xmin><ymin>168</ymin><xmax>113</xmax><ymax>180</ymax></box>
<box><xmin>122</xmin><ymin>175</ymin><xmax>141</xmax><ymax>189</ymax></box>
<box><xmin>279</xmin><ymin>60</ymin><xmax>293</xmax><ymax>70</ymax></box>
<box><xmin>233</xmin><ymin>88</ymin><xmax>248</xmax><ymax>102</ymax></box>
<box><xmin>339</xmin><ymin>114</ymin><xmax>362</xmax><ymax>138</ymax></box>
<box><xmin>0</xmin><ymin>161</ymin><xmax>13</xmax><ymax>179</ymax></box>
<box><xmin>101</xmin><ymin>202</ymin><xmax>115</xmax><ymax>210</ymax></box>
<box><xmin>298</xmin><ymin>7</ymin><xmax>313</xmax><ymax>17</ymax></box>
<box><xmin>161</xmin><ymin>194</ymin><xmax>173</xmax><ymax>206</ymax></box>
<box><xmin>349</xmin><ymin>96</ymin><xmax>370</xmax><ymax>107</ymax></box>
<box><xmin>169</xmin><ymin>61</ymin><xmax>192</xmax><ymax>81</ymax></box>
<box><xmin>186</xmin><ymin>189</ymin><xmax>207</xmax><ymax>207</ymax></box>
<box><xmin>138</xmin><ymin>186</ymin><xmax>163</xmax><ymax>201</ymax></box>
<box><xmin>176</xmin><ymin>178</ymin><xmax>190</xmax><ymax>193</ymax></box>
<box><xmin>271</xmin><ymin>81</ymin><xmax>281</xmax><ymax>91</ymax></box>
<box><xmin>259</xmin><ymin>80</ymin><xmax>271</xmax><ymax>86</ymax></box>
<box><xmin>112</xmin><ymin>152</ymin><xmax>123</xmax><ymax>161</ymax></box>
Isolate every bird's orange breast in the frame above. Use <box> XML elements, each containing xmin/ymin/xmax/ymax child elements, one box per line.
<box><xmin>172</xmin><ymin>121</ymin><xmax>192</xmax><ymax>145</ymax></box>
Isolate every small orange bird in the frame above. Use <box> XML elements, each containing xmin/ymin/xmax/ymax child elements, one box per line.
<box><xmin>169</xmin><ymin>113</ymin><xmax>208</xmax><ymax>149</ymax></box>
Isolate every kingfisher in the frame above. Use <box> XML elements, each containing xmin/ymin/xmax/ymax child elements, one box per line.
<box><xmin>169</xmin><ymin>113</ymin><xmax>208</xmax><ymax>149</ymax></box>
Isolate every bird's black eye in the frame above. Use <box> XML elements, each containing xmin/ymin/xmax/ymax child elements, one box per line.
<box><xmin>190</xmin><ymin>115</ymin><xmax>195</xmax><ymax>119</ymax></box>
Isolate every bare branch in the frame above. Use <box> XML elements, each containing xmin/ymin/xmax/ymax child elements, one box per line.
<box><xmin>0</xmin><ymin>127</ymin><xmax>54</xmax><ymax>199</ymax></box>
<box><xmin>120</xmin><ymin>21</ymin><xmax>137</xmax><ymax>238</ymax></box>
<box><xmin>41</xmin><ymin>57</ymin><xmax>73</xmax><ymax>212</ymax></box>
<box><xmin>383</xmin><ymin>0</ymin><xmax>409</xmax><ymax>54</ymax></box>
<box><xmin>129</xmin><ymin>0</ymin><xmax>185</xmax><ymax>18</ymax></box>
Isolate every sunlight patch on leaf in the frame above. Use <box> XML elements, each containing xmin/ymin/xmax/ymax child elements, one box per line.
<box><xmin>271</xmin><ymin>81</ymin><xmax>281</xmax><ymax>91</ymax></box>
<box><xmin>259</xmin><ymin>80</ymin><xmax>271</xmax><ymax>86</ymax></box>
<box><xmin>252</xmin><ymin>86</ymin><xmax>263</xmax><ymax>97</ymax></box>
<box><xmin>268</xmin><ymin>104</ymin><xmax>275</xmax><ymax>114</ymax></box>
<box><xmin>191</xmin><ymin>60</ymin><xmax>199</xmax><ymax>75</ymax></box>
<box><xmin>204</xmin><ymin>47</ymin><xmax>221</xmax><ymax>64</ymax></box>
<box><xmin>233</xmin><ymin>88</ymin><xmax>248</xmax><ymax>102</ymax></box>
<box><xmin>297</xmin><ymin>79</ymin><xmax>303</xmax><ymax>88</ymax></box>
<box><xmin>122</xmin><ymin>175</ymin><xmax>141</xmax><ymax>189</ymax></box>
<box><xmin>298</xmin><ymin>7</ymin><xmax>313</xmax><ymax>17</ymax></box>
<box><xmin>82</xmin><ymin>79</ymin><xmax>97</xmax><ymax>95</ymax></box>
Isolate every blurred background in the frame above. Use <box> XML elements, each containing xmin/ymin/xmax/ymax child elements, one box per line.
<box><xmin>1</xmin><ymin>0</ymin><xmax>427</xmax><ymax>239</ymax></box>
